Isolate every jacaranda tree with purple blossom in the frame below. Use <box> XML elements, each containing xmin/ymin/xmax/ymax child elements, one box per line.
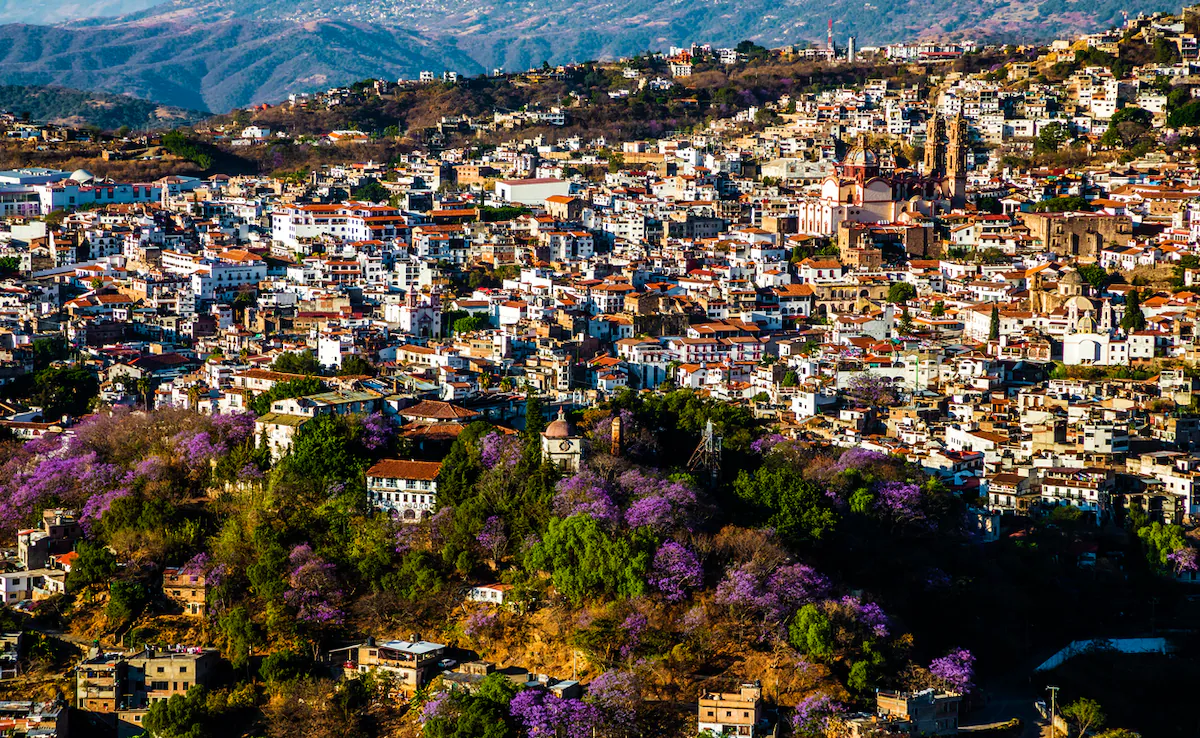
<box><xmin>284</xmin><ymin>543</ymin><xmax>346</xmax><ymax>627</ymax></box>
<box><xmin>554</xmin><ymin>469</ymin><xmax>619</xmax><ymax>527</ymax></box>
<box><xmin>649</xmin><ymin>540</ymin><xmax>703</xmax><ymax>601</ymax></box>
<box><xmin>715</xmin><ymin>561</ymin><xmax>830</xmax><ymax>625</ymax></box>
<box><xmin>585</xmin><ymin>670</ymin><xmax>642</xmax><ymax>729</ymax></box>
<box><xmin>929</xmin><ymin>648</ymin><xmax>975</xmax><ymax>694</ymax></box>
<box><xmin>510</xmin><ymin>687</ymin><xmax>602</xmax><ymax>738</ymax></box>
<box><xmin>791</xmin><ymin>693</ymin><xmax>844</xmax><ymax>737</ymax></box>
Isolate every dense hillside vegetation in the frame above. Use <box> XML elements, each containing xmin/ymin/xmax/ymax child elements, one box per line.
<box><xmin>0</xmin><ymin>84</ymin><xmax>206</xmax><ymax>129</ymax></box>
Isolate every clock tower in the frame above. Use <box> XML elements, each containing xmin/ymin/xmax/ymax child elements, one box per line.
<box><xmin>541</xmin><ymin>407</ymin><xmax>582</xmax><ymax>472</ymax></box>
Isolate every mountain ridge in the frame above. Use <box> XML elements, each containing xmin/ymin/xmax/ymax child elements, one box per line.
<box><xmin>0</xmin><ymin>0</ymin><xmax>1182</xmax><ymax>111</ymax></box>
<box><xmin>0</xmin><ymin>19</ymin><xmax>482</xmax><ymax>113</ymax></box>
<box><xmin>0</xmin><ymin>83</ymin><xmax>206</xmax><ymax>129</ymax></box>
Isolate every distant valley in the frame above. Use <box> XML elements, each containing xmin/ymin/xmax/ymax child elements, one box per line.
<box><xmin>0</xmin><ymin>0</ymin><xmax>1183</xmax><ymax>111</ymax></box>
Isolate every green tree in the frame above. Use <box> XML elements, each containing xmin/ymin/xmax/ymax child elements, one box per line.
<box><xmin>1032</xmin><ymin>196</ymin><xmax>1090</xmax><ymax>212</ymax></box>
<box><xmin>1137</xmin><ymin>522</ymin><xmax>1188</xmax><ymax>572</ymax></box>
<box><xmin>218</xmin><ymin>607</ymin><xmax>259</xmax><ymax>673</ymax></box>
<box><xmin>281</xmin><ymin>413</ymin><xmax>369</xmax><ymax>492</ymax></box>
<box><xmin>1167</xmin><ymin>99</ymin><xmax>1200</xmax><ymax>128</ymax></box>
<box><xmin>1121</xmin><ymin>290</ymin><xmax>1146</xmax><ymax>333</ymax></box>
<box><xmin>1076</xmin><ymin>263</ymin><xmax>1110</xmax><ymax>290</ymax></box>
<box><xmin>259</xmin><ymin>649</ymin><xmax>310</xmax><ymax>685</ymax></box>
<box><xmin>988</xmin><ymin>305</ymin><xmax>1000</xmax><ymax>341</ymax></box>
<box><xmin>424</xmin><ymin>673</ymin><xmax>518</xmax><ymax>738</ymax></box>
<box><xmin>782</xmin><ymin>371</ymin><xmax>799</xmax><ymax>387</ymax></box>
<box><xmin>143</xmin><ymin>685</ymin><xmax>211</xmax><ymax>738</ymax></box>
<box><xmin>732</xmin><ymin>466</ymin><xmax>838</xmax><ymax>541</ymax></box>
<box><xmin>525</xmin><ymin>515</ymin><xmax>654</xmax><ymax>605</ymax></box>
<box><xmin>25</xmin><ymin>365</ymin><xmax>99</xmax><ymax>418</ymax></box>
<box><xmin>338</xmin><ymin>355</ymin><xmax>377</xmax><ymax>377</ymax></box>
<box><xmin>1034</xmin><ymin>121</ymin><xmax>1071</xmax><ymax>153</ymax></box>
<box><xmin>351</xmin><ymin>179</ymin><xmax>390</xmax><ymax>203</ymax></box>
<box><xmin>454</xmin><ymin>314</ymin><xmax>490</xmax><ymax>333</ymax></box>
<box><xmin>1062</xmin><ymin>698</ymin><xmax>1106</xmax><ymax>737</ymax></box>
<box><xmin>107</xmin><ymin>579</ymin><xmax>147</xmax><ymax>627</ymax></box>
<box><xmin>886</xmin><ymin>282</ymin><xmax>916</xmax><ymax>304</ymax></box>
<box><xmin>66</xmin><ymin>542</ymin><xmax>117</xmax><ymax>593</ymax></box>
<box><xmin>272</xmin><ymin>350</ymin><xmax>321</xmax><ymax>375</ymax></box>
<box><xmin>788</xmin><ymin>604</ymin><xmax>835</xmax><ymax>660</ymax></box>
<box><xmin>931</xmin><ymin>301</ymin><xmax>946</xmax><ymax>317</ymax></box>
<box><xmin>1101</xmin><ymin>108</ymin><xmax>1151</xmax><ymax>148</ymax></box>
<box><xmin>32</xmin><ymin>336</ymin><xmax>70</xmax><ymax>369</ymax></box>
<box><xmin>1154</xmin><ymin>37</ymin><xmax>1180</xmax><ymax>64</ymax></box>
<box><xmin>523</xmin><ymin>393</ymin><xmax>547</xmax><ymax>449</ymax></box>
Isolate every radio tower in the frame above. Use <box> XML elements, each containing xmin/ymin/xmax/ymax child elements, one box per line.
<box><xmin>827</xmin><ymin>19</ymin><xmax>834</xmax><ymax>54</ymax></box>
<box><xmin>688</xmin><ymin>420</ymin><xmax>723</xmax><ymax>489</ymax></box>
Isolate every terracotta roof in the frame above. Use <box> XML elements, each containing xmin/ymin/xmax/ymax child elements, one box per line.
<box><xmin>366</xmin><ymin>459</ymin><xmax>443</xmax><ymax>480</ymax></box>
<box><xmin>400</xmin><ymin>400</ymin><xmax>481</xmax><ymax>421</ymax></box>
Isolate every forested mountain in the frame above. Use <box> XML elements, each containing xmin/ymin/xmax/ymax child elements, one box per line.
<box><xmin>0</xmin><ymin>0</ymin><xmax>1182</xmax><ymax>111</ymax></box>
<box><xmin>0</xmin><ymin>20</ymin><xmax>482</xmax><ymax>113</ymax></box>
<box><xmin>0</xmin><ymin>84</ymin><xmax>205</xmax><ymax>130</ymax></box>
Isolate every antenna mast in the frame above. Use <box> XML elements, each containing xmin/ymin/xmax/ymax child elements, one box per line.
<box><xmin>688</xmin><ymin>419</ymin><xmax>723</xmax><ymax>488</ymax></box>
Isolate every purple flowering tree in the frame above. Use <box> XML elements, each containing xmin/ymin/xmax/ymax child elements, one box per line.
<box><xmin>554</xmin><ymin>470</ymin><xmax>619</xmax><ymax>526</ymax></box>
<box><xmin>180</xmin><ymin>552</ymin><xmax>211</xmax><ymax>582</ymax></box>
<box><xmin>419</xmin><ymin>691</ymin><xmax>451</xmax><ymax>722</ymax></box>
<box><xmin>649</xmin><ymin>541</ymin><xmax>703</xmax><ymax>601</ymax></box>
<box><xmin>463</xmin><ymin>609</ymin><xmax>500</xmax><ymax>640</ymax></box>
<box><xmin>715</xmin><ymin>562</ymin><xmax>830</xmax><ymax>624</ymax></box>
<box><xmin>845</xmin><ymin>373</ymin><xmax>899</xmax><ymax>408</ymax></box>
<box><xmin>618</xmin><ymin>612</ymin><xmax>648</xmax><ymax>659</ymax></box>
<box><xmin>79</xmin><ymin>487</ymin><xmax>131</xmax><ymax>533</ymax></box>
<box><xmin>618</xmin><ymin>470</ymin><xmax>698</xmax><ymax>533</ymax></box>
<box><xmin>480</xmin><ymin>431</ymin><xmax>521</xmax><ymax>469</ymax></box>
<box><xmin>1168</xmin><ymin>547</ymin><xmax>1198</xmax><ymax>575</ymax></box>
<box><xmin>929</xmin><ymin>648</ymin><xmax>975</xmax><ymax>694</ymax></box>
<box><xmin>792</xmin><ymin>694</ymin><xmax>843</xmax><ymax>737</ymax></box>
<box><xmin>836</xmin><ymin>595</ymin><xmax>890</xmax><ymax>639</ymax></box>
<box><xmin>284</xmin><ymin>543</ymin><xmax>345</xmax><ymax>626</ymax></box>
<box><xmin>751</xmin><ymin>433</ymin><xmax>786</xmax><ymax>455</ymax></box>
<box><xmin>833</xmin><ymin>447</ymin><xmax>889</xmax><ymax>473</ymax></box>
<box><xmin>477</xmin><ymin>516</ymin><xmax>508</xmax><ymax>565</ymax></box>
<box><xmin>210</xmin><ymin>411</ymin><xmax>255</xmax><ymax>446</ymax></box>
<box><xmin>510</xmin><ymin>688</ymin><xmax>603</xmax><ymax>738</ymax></box>
<box><xmin>360</xmin><ymin>411</ymin><xmax>394</xmax><ymax>452</ymax></box>
<box><xmin>874</xmin><ymin>481</ymin><xmax>927</xmax><ymax>525</ymax></box>
<box><xmin>586</xmin><ymin>670</ymin><xmax>641</xmax><ymax>728</ymax></box>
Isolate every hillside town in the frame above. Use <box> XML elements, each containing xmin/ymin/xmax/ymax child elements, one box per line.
<box><xmin>1</xmin><ymin>6</ymin><xmax>1199</xmax><ymax>738</ymax></box>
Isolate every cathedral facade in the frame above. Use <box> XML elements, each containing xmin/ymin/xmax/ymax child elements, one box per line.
<box><xmin>795</xmin><ymin>117</ymin><xmax>970</xmax><ymax>237</ymax></box>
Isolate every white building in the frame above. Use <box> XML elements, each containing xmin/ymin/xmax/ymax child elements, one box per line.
<box><xmin>366</xmin><ymin>459</ymin><xmax>442</xmax><ymax>521</ymax></box>
<box><xmin>494</xmin><ymin>178</ymin><xmax>571</xmax><ymax>206</ymax></box>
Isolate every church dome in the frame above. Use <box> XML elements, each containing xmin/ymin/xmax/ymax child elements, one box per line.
<box><xmin>543</xmin><ymin>408</ymin><xmax>573</xmax><ymax>438</ymax></box>
<box><xmin>1061</xmin><ymin>270</ymin><xmax>1085</xmax><ymax>285</ymax></box>
<box><xmin>844</xmin><ymin>144</ymin><xmax>878</xmax><ymax>167</ymax></box>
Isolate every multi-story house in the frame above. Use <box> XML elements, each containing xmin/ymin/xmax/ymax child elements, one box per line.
<box><xmin>698</xmin><ymin>683</ymin><xmax>765</xmax><ymax>737</ymax></box>
<box><xmin>366</xmin><ymin>459</ymin><xmax>442</xmax><ymax>521</ymax></box>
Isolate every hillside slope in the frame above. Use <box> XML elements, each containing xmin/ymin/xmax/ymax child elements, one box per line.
<box><xmin>0</xmin><ymin>20</ymin><xmax>483</xmax><ymax>113</ymax></box>
<box><xmin>0</xmin><ymin>0</ymin><xmax>1180</xmax><ymax>111</ymax></box>
<box><xmin>0</xmin><ymin>84</ymin><xmax>205</xmax><ymax>129</ymax></box>
<box><xmin>76</xmin><ymin>0</ymin><xmax>1181</xmax><ymax>72</ymax></box>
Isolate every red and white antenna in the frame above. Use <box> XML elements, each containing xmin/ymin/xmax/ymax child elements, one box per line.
<box><xmin>828</xmin><ymin>18</ymin><xmax>834</xmax><ymax>52</ymax></box>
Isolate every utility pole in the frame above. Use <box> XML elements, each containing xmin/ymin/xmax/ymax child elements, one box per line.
<box><xmin>1046</xmin><ymin>685</ymin><xmax>1059</xmax><ymax>738</ymax></box>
